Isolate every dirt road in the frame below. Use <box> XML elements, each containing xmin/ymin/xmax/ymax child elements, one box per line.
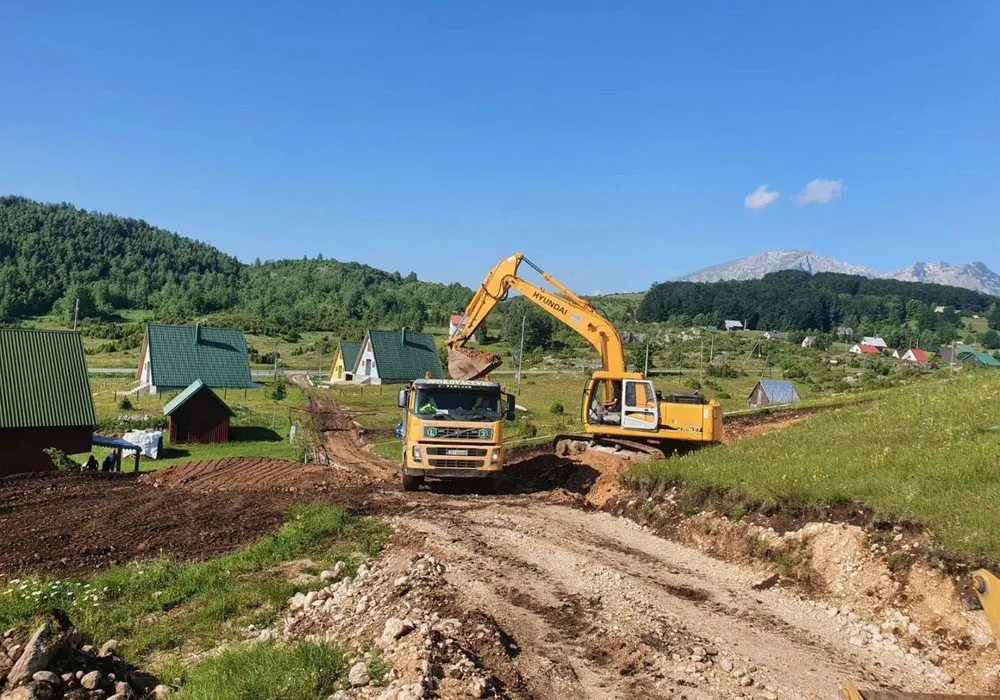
<box><xmin>305</xmin><ymin>397</ymin><xmax>967</xmax><ymax>699</ymax></box>
<box><xmin>367</xmin><ymin>491</ymin><xmax>959</xmax><ymax>699</ymax></box>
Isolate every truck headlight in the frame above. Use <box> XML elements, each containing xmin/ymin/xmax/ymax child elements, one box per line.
<box><xmin>491</xmin><ymin>448</ymin><xmax>501</xmax><ymax>464</ymax></box>
<box><xmin>412</xmin><ymin>446</ymin><xmax>422</xmax><ymax>462</ymax></box>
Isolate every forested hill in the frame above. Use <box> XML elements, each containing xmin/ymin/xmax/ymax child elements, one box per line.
<box><xmin>638</xmin><ymin>269</ymin><xmax>998</xmax><ymax>339</ymax></box>
<box><xmin>0</xmin><ymin>197</ymin><xmax>471</xmax><ymax>332</ymax></box>
<box><xmin>0</xmin><ymin>196</ymin><xmax>244</xmax><ymax>320</ymax></box>
<box><xmin>218</xmin><ymin>259</ymin><xmax>473</xmax><ymax>337</ymax></box>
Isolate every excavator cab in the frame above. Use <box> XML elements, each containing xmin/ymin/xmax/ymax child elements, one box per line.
<box><xmin>584</xmin><ymin>376</ymin><xmax>659</xmax><ymax>431</ymax></box>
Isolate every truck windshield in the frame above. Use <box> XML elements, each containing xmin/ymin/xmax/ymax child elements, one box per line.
<box><xmin>414</xmin><ymin>389</ymin><xmax>501</xmax><ymax>422</ymax></box>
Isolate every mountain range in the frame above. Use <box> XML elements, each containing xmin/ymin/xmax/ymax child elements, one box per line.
<box><xmin>678</xmin><ymin>250</ymin><xmax>1000</xmax><ymax>297</ymax></box>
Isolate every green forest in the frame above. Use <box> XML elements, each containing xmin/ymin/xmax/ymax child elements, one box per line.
<box><xmin>4</xmin><ymin>196</ymin><xmax>999</xmax><ymax>351</ymax></box>
<box><xmin>638</xmin><ymin>270</ymin><xmax>1000</xmax><ymax>347</ymax></box>
<box><xmin>0</xmin><ymin>197</ymin><xmax>472</xmax><ymax>334</ymax></box>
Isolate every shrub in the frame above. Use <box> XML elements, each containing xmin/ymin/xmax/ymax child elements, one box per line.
<box><xmin>549</xmin><ymin>402</ymin><xmax>565</xmax><ymax>415</ymax></box>
<box><xmin>42</xmin><ymin>447</ymin><xmax>77</xmax><ymax>471</ymax></box>
<box><xmin>706</xmin><ymin>363</ymin><xmax>740</xmax><ymax>378</ymax></box>
<box><xmin>685</xmin><ymin>377</ymin><xmax>702</xmax><ymax>390</ymax></box>
<box><xmin>118</xmin><ymin>397</ymin><xmax>134</xmax><ymax>410</ymax></box>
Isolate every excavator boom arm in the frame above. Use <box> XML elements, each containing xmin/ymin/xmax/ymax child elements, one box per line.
<box><xmin>448</xmin><ymin>253</ymin><xmax>627</xmax><ymax>377</ymax></box>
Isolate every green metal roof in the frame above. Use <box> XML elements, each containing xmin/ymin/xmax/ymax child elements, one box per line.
<box><xmin>364</xmin><ymin>329</ymin><xmax>443</xmax><ymax>383</ymax></box>
<box><xmin>340</xmin><ymin>341</ymin><xmax>362</xmax><ymax>372</ymax></box>
<box><xmin>966</xmin><ymin>351</ymin><xmax>1000</xmax><ymax>367</ymax></box>
<box><xmin>162</xmin><ymin>378</ymin><xmax>234</xmax><ymax>416</ymax></box>
<box><xmin>0</xmin><ymin>329</ymin><xmax>96</xmax><ymax>428</ymax></box>
<box><xmin>146</xmin><ymin>324</ymin><xmax>252</xmax><ymax>389</ymax></box>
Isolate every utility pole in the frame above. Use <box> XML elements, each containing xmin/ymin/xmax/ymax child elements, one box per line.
<box><xmin>73</xmin><ymin>298</ymin><xmax>79</xmax><ymax>331</ymax></box>
<box><xmin>700</xmin><ymin>337</ymin><xmax>704</xmax><ymax>377</ymax></box>
<box><xmin>709</xmin><ymin>333</ymin><xmax>715</xmax><ymax>363</ymax></box>
<box><xmin>643</xmin><ymin>342</ymin><xmax>650</xmax><ymax>377</ymax></box>
<box><xmin>517</xmin><ymin>314</ymin><xmax>526</xmax><ymax>388</ymax></box>
<box><xmin>273</xmin><ymin>337</ymin><xmax>279</xmax><ymax>380</ymax></box>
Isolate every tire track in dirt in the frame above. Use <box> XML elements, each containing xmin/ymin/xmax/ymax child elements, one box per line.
<box><xmin>386</xmin><ymin>496</ymin><xmax>955</xmax><ymax>698</ymax></box>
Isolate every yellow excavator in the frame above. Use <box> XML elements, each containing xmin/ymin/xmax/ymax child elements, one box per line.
<box><xmin>841</xmin><ymin>569</ymin><xmax>1000</xmax><ymax>699</ymax></box>
<box><xmin>447</xmin><ymin>252</ymin><xmax>723</xmax><ymax>456</ymax></box>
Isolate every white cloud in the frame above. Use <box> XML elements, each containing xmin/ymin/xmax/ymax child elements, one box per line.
<box><xmin>744</xmin><ymin>184</ymin><xmax>780</xmax><ymax>210</ymax></box>
<box><xmin>795</xmin><ymin>178</ymin><xmax>844</xmax><ymax>205</ymax></box>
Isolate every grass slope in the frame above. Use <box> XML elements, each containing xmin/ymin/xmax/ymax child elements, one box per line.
<box><xmin>631</xmin><ymin>370</ymin><xmax>1000</xmax><ymax>561</ymax></box>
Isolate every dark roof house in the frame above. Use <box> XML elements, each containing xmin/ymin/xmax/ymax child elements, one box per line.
<box><xmin>352</xmin><ymin>329</ymin><xmax>444</xmax><ymax>384</ymax></box>
<box><xmin>0</xmin><ymin>329</ymin><xmax>96</xmax><ymax>475</ymax></box>
<box><xmin>747</xmin><ymin>379</ymin><xmax>801</xmax><ymax>409</ymax></box>
<box><xmin>163</xmin><ymin>379</ymin><xmax>234</xmax><ymax>443</ymax></box>
<box><xmin>138</xmin><ymin>324</ymin><xmax>252</xmax><ymax>394</ymax></box>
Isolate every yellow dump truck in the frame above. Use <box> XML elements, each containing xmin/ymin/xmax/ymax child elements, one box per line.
<box><xmin>397</xmin><ymin>378</ymin><xmax>515</xmax><ymax>491</ymax></box>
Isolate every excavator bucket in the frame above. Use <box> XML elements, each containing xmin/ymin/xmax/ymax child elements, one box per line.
<box><xmin>447</xmin><ymin>347</ymin><xmax>502</xmax><ymax>380</ymax></box>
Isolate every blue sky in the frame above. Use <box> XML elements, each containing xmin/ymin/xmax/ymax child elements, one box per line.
<box><xmin>2</xmin><ymin>2</ymin><xmax>998</xmax><ymax>292</ymax></box>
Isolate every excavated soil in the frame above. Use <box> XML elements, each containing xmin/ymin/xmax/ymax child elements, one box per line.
<box><xmin>139</xmin><ymin>456</ymin><xmax>375</xmax><ymax>492</ymax></box>
<box><xmin>0</xmin><ymin>458</ymin><xmax>374</xmax><ymax>577</ymax></box>
<box><xmin>721</xmin><ymin>408</ymin><xmax>822</xmax><ymax>444</ymax></box>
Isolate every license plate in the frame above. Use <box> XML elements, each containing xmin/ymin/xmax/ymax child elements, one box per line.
<box><xmin>445</xmin><ymin>449</ymin><xmax>468</xmax><ymax>456</ymax></box>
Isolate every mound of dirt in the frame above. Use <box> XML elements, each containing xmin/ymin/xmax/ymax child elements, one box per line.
<box><xmin>140</xmin><ymin>457</ymin><xmax>373</xmax><ymax>492</ymax></box>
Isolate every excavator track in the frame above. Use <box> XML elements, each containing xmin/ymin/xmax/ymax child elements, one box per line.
<box><xmin>552</xmin><ymin>433</ymin><xmax>666</xmax><ymax>460</ymax></box>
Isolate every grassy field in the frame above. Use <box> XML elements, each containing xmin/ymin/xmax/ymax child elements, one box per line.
<box><xmin>83</xmin><ymin>378</ymin><xmax>309</xmax><ymax>469</ymax></box>
<box><xmin>0</xmin><ymin>503</ymin><xmax>388</xmax><ymax>681</ymax></box>
<box><xmin>331</xmin><ymin>357</ymin><xmax>946</xmax><ymax>462</ymax></box>
<box><xmin>630</xmin><ymin>369</ymin><xmax>1000</xmax><ymax>562</ymax></box>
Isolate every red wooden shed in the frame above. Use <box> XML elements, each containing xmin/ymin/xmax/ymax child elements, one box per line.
<box><xmin>162</xmin><ymin>379</ymin><xmax>234</xmax><ymax>444</ymax></box>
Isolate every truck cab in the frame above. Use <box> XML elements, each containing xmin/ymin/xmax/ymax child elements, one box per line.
<box><xmin>398</xmin><ymin>378</ymin><xmax>515</xmax><ymax>491</ymax></box>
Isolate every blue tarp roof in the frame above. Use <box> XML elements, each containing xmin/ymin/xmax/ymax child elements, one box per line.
<box><xmin>92</xmin><ymin>435</ymin><xmax>140</xmax><ymax>450</ymax></box>
<box><xmin>753</xmin><ymin>379</ymin><xmax>801</xmax><ymax>405</ymax></box>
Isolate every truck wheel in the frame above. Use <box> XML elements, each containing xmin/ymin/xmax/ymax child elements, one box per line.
<box><xmin>401</xmin><ymin>471</ymin><xmax>423</xmax><ymax>492</ymax></box>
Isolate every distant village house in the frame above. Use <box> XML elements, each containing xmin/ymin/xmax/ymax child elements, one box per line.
<box><xmin>850</xmin><ymin>343</ymin><xmax>882</xmax><ymax>356</ymax></box>
<box><xmin>861</xmin><ymin>336</ymin><xmax>887</xmax><ymax>349</ymax></box>
<box><xmin>899</xmin><ymin>348</ymin><xmax>930</xmax><ymax>363</ymax></box>
<box><xmin>0</xmin><ymin>330</ymin><xmax>96</xmax><ymax>476</ymax></box>
<box><xmin>724</xmin><ymin>320</ymin><xmax>743</xmax><ymax>332</ymax></box>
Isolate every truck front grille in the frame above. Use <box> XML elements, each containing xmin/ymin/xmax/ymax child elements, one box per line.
<box><xmin>431</xmin><ymin>427</ymin><xmax>490</xmax><ymax>440</ymax></box>
<box><xmin>428</xmin><ymin>458</ymin><xmax>486</xmax><ymax>469</ymax></box>
<box><xmin>426</xmin><ymin>447</ymin><xmax>488</xmax><ymax>457</ymax></box>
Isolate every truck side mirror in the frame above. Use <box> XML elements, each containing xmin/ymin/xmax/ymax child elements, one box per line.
<box><xmin>398</xmin><ymin>390</ymin><xmax>408</xmax><ymax>408</ymax></box>
<box><xmin>505</xmin><ymin>393</ymin><xmax>516</xmax><ymax>420</ymax></box>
